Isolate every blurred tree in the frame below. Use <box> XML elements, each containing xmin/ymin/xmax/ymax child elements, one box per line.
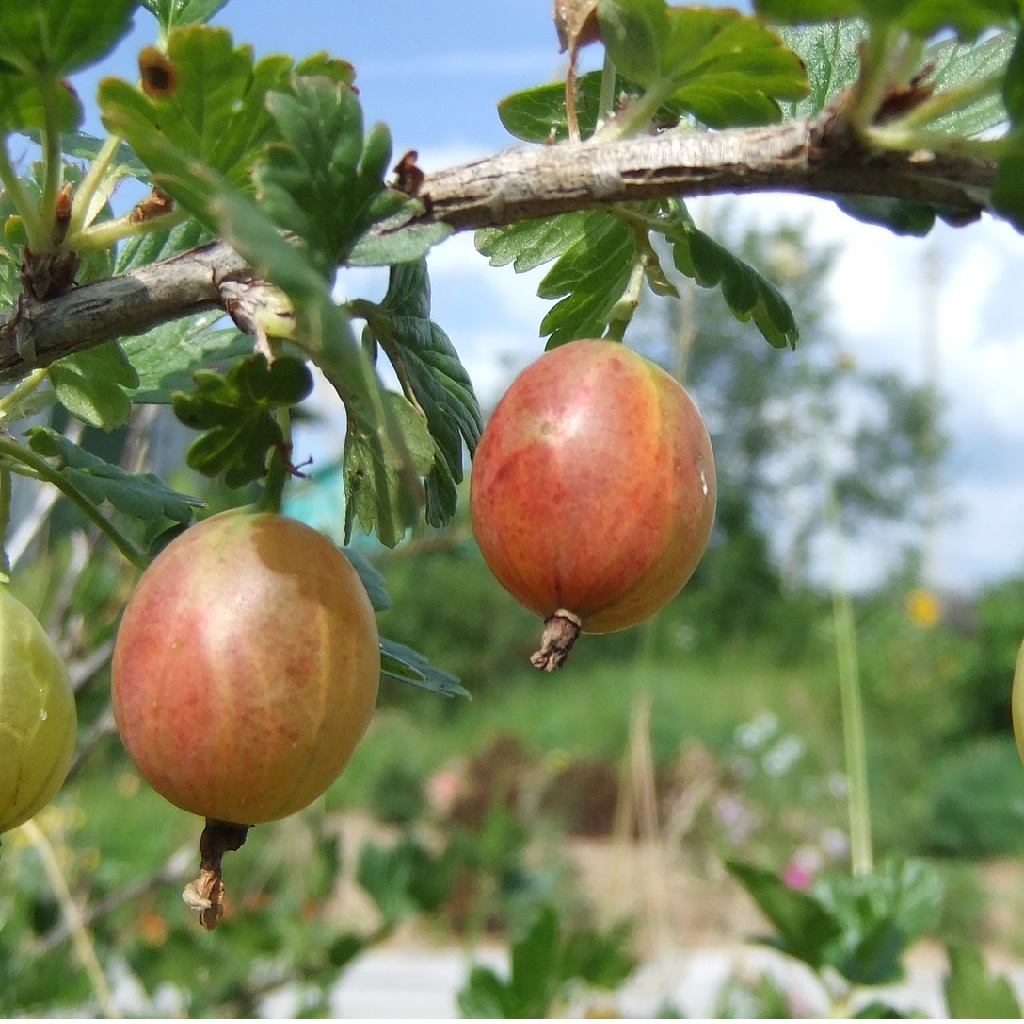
<box><xmin>637</xmin><ymin>204</ymin><xmax>948</xmax><ymax>637</ymax></box>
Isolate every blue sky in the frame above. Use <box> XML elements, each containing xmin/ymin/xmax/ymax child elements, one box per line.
<box><xmin>71</xmin><ymin>2</ymin><xmax>1024</xmax><ymax>591</ymax></box>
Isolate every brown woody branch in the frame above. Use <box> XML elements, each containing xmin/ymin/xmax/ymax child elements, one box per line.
<box><xmin>0</xmin><ymin>112</ymin><xmax>996</xmax><ymax>385</ymax></box>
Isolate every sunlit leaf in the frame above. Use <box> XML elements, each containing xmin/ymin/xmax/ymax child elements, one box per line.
<box><xmin>48</xmin><ymin>342</ymin><xmax>139</xmax><ymax>430</ymax></box>
<box><xmin>0</xmin><ymin>0</ymin><xmax>137</xmax><ymax>77</ymax></box>
<box><xmin>537</xmin><ymin>211</ymin><xmax>635</xmax><ymax>347</ymax></box>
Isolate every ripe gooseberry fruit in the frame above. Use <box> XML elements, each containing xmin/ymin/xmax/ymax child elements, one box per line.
<box><xmin>111</xmin><ymin>511</ymin><xmax>379</xmax><ymax>926</ymax></box>
<box><xmin>470</xmin><ymin>339</ymin><xmax>716</xmax><ymax>670</ymax></box>
<box><xmin>0</xmin><ymin>588</ymin><xmax>76</xmax><ymax>838</ymax></box>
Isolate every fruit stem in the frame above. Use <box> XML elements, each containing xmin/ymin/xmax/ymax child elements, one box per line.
<box><xmin>182</xmin><ymin>819</ymin><xmax>251</xmax><ymax>930</ymax></box>
<box><xmin>530</xmin><ymin>609</ymin><xmax>582</xmax><ymax>671</ymax></box>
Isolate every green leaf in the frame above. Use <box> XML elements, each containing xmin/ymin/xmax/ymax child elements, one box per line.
<box><xmin>25</xmin><ymin>426</ymin><xmax>202</xmax><ymax>523</ymax></box>
<box><xmin>509</xmin><ymin>906</ymin><xmax>561</xmax><ymax>1017</ymax></box>
<box><xmin>326</xmin><ymin>932</ymin><xmax>366</xmax><ymax>971</ymax></box>
<box><xmin>944</xmin><ymin>944</ymin><xmax>1022</xmax><ymax>1018</ymax></box>
<box><xmin>726</xmin><ymin>860</ymin><xmax>843</xmax><ymax>971</ymax></box>
<box><xmin>755</xmin><ymin>0</ymin><xmax>1017</xmax><ymax>39</ymax></box>
<box><xmin>379</xmin><ymin>637</ymin><xmax>469</xmax><ymax>698</ymax></box>
<box><xmin>993</xmin><ymin>145</ymin><xmax>1024</xmax><ymax>231</ymax></box>
<box><xmin>259</xmin><ymin>77</ymin><xmax>406</xmax><ymax>274</ymax></box>
<box><xmin>667</xmin><ymin>210</ymin><xmax>799</xmax><ymax>349</ymax></box>
<box><xmin>0</xmin><ymin>72</ymin><xmax>83</xmax><ymax>133</ymax></box>
<box><xmin>360</xmin><ymin>261</ymin><xmax>482</xmax><ymax>528</ymax></box>
<box><xmin>498</xmin><ymin>70</ymin><xmax>627</xmax><ymax>143</ymax></box>
<box><xmin>114</xmin><ymin>217</ymin><xmax>210</xmax><ymax>273</ymax></box>
<box><xmin>658</xmin><ymin>7</ymin><xmax>809</xmax><ymax>128</ymax></box>
<box><xmin>597</xmin><ymin>0</ymin><xmax>669</xmax><ymax>88</ymax></box>
<box><xmin>140</xmin><ymin>0</ymin><xmax>228</xmax><ymax>31</ymax></box>
<box><xmin>854</xmin><ymin>1000</ymin><xmax>911</xmax><ymax>1017</ymax></box>
<box><xmin>560</xmin><ymin>920</ymin><xmax>636</xmax><ymax>990</ymax></box>
<box><xmin>343</xmin><ymin>390</ymin><xmax>433</xmax><ymax>547</ymax></box>
<box><xmin>926</xmin><ymin>30</ymin><xmax>1013</xmax><ymax>137</ymax></box>
<box><xmin>814</xmin><ymin>857</ymin><xmax>944</xmax><ymax>986</ymax></box>
<box><xmin>457</xmin><ymin>966</ymin><xmax>517</xmax><ymax>1019</ymax></box>
<box><xmin>122</xmin><ymin>318</ymin><xmax>253</xmax><ymax>403</ymax></box>
<box><xmin>0</xmin><ymin>0</ymin><xmax>138</xmax><ymax>77</ymax></box>
<box><xmin>346</xmin><ymin>220</ymin><xmax>452</xmax><ymax>267</ymax></box>
<box><xmin>98</xmin><ymin>25</ymin><xmax>294</xmax><ymax>197</ymax></box>
<box><xmin>172</xmin><ymin>353</ymin><xmax>313</xmax><ymax>487</ymax></box>
<box><xmin>48</xmin><ymin>342</ymin><xmax>139</xmax><ymax>430</ymax></box>
<box><xmin>778</xmin><ymin>21</ymin><xmax>867</xmax><ymax>118</ymax></box>
<box><xmin>834</xmin><ymin>195</ymin><xmax>939</xmax><ymax>236</ymax></box>
<box><xmin>341</xmin><ymin>546</ymin><xmax>391</xmax><ymax>612</ymax></box>
<box><xmin>355</xmin><ymin>840</ymin><xmax>418</xmax><ymax>928</ymax></box>
<box><xmin>476</xmin><ymin>213</ymin><xmax>588</xmax><ymax>273</ymax></box>
<box><xmin>537</xmin><ymin>211</ymin><xmax>635</xmax><ymax>347</ymax></box>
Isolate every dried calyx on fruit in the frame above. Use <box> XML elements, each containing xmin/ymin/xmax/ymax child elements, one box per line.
<box><xmin>470</xmin><ymin>339</ymin><xmax>716</xmax><ymax>670</ymax></box>
<box><xmin>111</xmin><ymin>510</ymin><xmax>380</xmax><ymax>928</ymax></box>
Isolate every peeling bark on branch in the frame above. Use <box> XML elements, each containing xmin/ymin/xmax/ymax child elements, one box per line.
<box><xmin>0</xmin><ymin>113</ymin><xmax>997</xmax><ymax>385</ymax></box>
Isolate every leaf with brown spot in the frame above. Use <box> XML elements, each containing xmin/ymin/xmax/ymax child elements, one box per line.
<box><xmin>138</xmin><ymin>45</ymin><xmax>179</xmax><ymax>96</ymax></box>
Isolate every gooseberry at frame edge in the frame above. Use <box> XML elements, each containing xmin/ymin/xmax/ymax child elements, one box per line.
<box><xmin>0</xmin><ymin>587</ymin><xmax>77</xmax><ymax>839</ymax></box>
<box><xmin>111</xmin><ymin>509</ymin><xmax>380</xmax><ymax>928</ymax></box>
<box><xmin>470</xmin><ymin>339</ymin><xmax>717</xmax><ymax>671</ymax></box>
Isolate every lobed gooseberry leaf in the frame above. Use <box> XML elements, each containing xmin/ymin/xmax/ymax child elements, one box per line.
<box><xmin>25</xmin><ymin>426</ymin><xmax>202</xmax><ymax>523</ymax></box>
<box><xmin>344</xmin><ymin>390</ymin><xmax>434</xmax><ymax>548</ymax></box>
<box><xmin>666</xmin><ymin>207</ymin><xmax>798</xmax><ymax>349</ymax></box>
<box><xmin>358</xmin><ymin>260</ymin><xmax>483</xmax><ymax>529</ymax></box>
<box><xmin>380</xmin><ymin>637</ymin><xmax>469</xmax><ymax>698</ymax></box>
<box><xmin>756</xmin><ymin>0</ymin><xmax>1017</xmax><ymax>39</ymax></box>
<box><xmin>778</xmin><ymin>21</ymin><xmax>866</xmax><ymax>118</ymax></box>
<box><xmin>0</xmin><ymin>0</ymin><xmax>138</xmax><ymax>78</ymax></box>
<box><xmin>122</xmin><ymin>317</ymin><xmax>251</xmax><ymax>403</ymax></box>
<box><xmin>598</xmin><ymin>2</ymin><xmax>808</xmax><ymax>129</ymax></box>
<box><xmin>258</xmin><ymin>76</ymin><xmax>411</xmax><ymax>275</ymax></box>
<box><xmin>140</xmin><ymin>0</ymin><xmax>228</xmax><ymax>32</ymax></box>
<box><xmin>476</xmin><ymin>213</ymin><xmax>588</xmax><ymax>273</ymax></box>
<box><xmin>48</xmin><ymin>342</ymin><xmax>140</xmax><ymax>430</ymax></box>
<box><xmin>114</xmin><ymin>218</ymin><xmax>210</xmax><ymax>275</ymax></box>
<box><xmin>537</xmin><ymin>211</ymin><xmax>636</xmax><ymax>347</ymax></box>
<box><xmin>172</xmin><ymin>353</ymin><xmax>313</xmax><ymax>487</ymax></box>
<box><xmin>659</xmin><ymin>7</ymin><xmax>810</xmax><ymax>128</ymax></box>
<box><xmin>98</xmin><ymin>25</ymin><xmax>295</xmax><ymax>200</ymax></box>
<box><xmin>725</xmin><ymin>860</ymin><xmax>843</xmax><ymax>971</ymax></box>
<box><xmin>944</xmin><ymin>944</ymin><xmax>1023</xmax><ymax>1018</ymax></box>
<box><xmin>926</xmin><ymin>30</ymin><xmax>1013</xmax><ymax>137</ymax></box>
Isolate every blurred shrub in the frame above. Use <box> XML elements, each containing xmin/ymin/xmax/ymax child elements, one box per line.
<box><xmin>946</xmin><ymin>576</ymin><xmax>1024</xmax><ymax>736</ymax></box>
<box><xmin>366</xmin><ymin>757</ymin><xmax>426</xmax><ymax>826</ymax></box>
<box><xmin>373</xmin><ymin>537</ymin><xmax>540</xmax><ymax>698</ymax></box>
<box><xmin>922</xmin><ymin>737</ymin><xmax>1024</xmax><ymax>857</ymax></box>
